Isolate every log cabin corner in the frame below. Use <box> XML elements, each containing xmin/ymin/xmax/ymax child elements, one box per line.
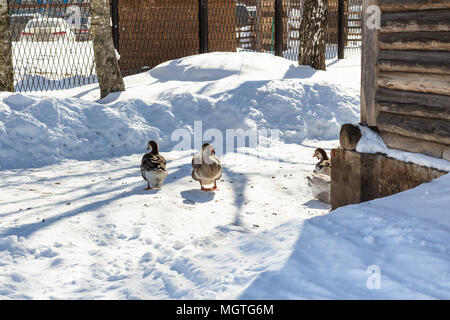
<box><xmin>331</xmin><ymin>0</ymin><xmax>450</xmax><ymax>210</ymax></box>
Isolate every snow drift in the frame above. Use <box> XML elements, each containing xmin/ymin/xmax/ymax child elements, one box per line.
<box><xmin>0</xmin><ymin>52</ymin><xmax>360</xmax><ymax>169</ymax></box>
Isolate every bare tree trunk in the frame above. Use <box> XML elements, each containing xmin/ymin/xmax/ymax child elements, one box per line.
<box><xmin>298</xmin><ymin>0</ymin><xmax>328</xmax><ymax>71</ymax></box>
<box><xmin>0</xmin><ymin>0</ymin><xmax>14</xmax><ymax>92</ymax></box>
<box><xmin>91</xmin><ymin>0</ymin><xmax>124</xmax><ymax>99</ymax></box>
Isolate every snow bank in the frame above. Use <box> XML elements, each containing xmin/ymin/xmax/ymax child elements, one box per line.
<box><xmin>0</xmin><ymin>52</ymin><xmax>360</xmax><ymax>169</ymax></box>
<box><xmin>241</xmin><ymin>173</ymin><xmax>450</xmax><ymax>299</ymax></box>
<box><xmin>356</xmin><ymin>125</ymin><xmax>450</xmax><ymax>172</ymax></box>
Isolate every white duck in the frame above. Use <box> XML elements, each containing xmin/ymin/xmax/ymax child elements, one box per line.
<box><xmin>307</xmin><ymin>148</ymin><xmax>331</xmax><ymax>203</ymax></box>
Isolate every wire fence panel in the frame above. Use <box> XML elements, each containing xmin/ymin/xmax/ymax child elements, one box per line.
<box><xmin>345</xmin><ymin>0</ymin><xmax>362</xmax><ymax>64</ymax></box>
<box><xmin>7</xmin><ymin>0</ymin><xmax>362</xmax><ymax>92</ymax></box>
<box><xmin>9</xmin><ymin>0</ymin><xmax>97</xmax><ymax>92</ymax></box>
<box><xmin>208</xmin><ymin>0</ymin><xmax>236</xmax><ymax>52</ymax></box>
<box><xmin>117</xmin><ymin>0</ymin><xmax>199</xmax><ymax>77</ymax></box>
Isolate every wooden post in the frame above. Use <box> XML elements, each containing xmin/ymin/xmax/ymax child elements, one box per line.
<box><xmin>0</xmin><ymin>0</ymin><xmax>14</xmax><ymax>92</ymax></box>
<box><xmin>199</xmin><ymin>0</ymin><xmax>208</xmax><ymax>54</ymax></box>
<box><xmin>274</xmin><ymin>0</ymin><xmax>283</xmax><ymax>57</ymax></box>
<box><xmin>361</xmin><ymin>0</ymin><xmax>380</xmax><ymax>126</ymax></box>
<box><xmin>91</xmin><ymin>0</ymin><xmax>125</xmax><ymax>99</ymax></box>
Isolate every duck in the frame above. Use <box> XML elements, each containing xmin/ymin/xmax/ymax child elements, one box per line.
<box><xmin>191</xmin><ymin>142</ymin><xmax>222</xmax><ymax>191</ymax></box>
<box><xmin>313</xmin><ymin>148</ymin><xmax>331</xmax><ymax>176</ymax></box>
<box><xmin>307</xmin><ymin>173</ymin><xmax>330</xmax><ymax>204</ymax></box>
<box><xmin>307</xmin><ymin>148</ymin><xmax>331</xmax><ymax>204</ymax></box>
<box><xmin>141</xmin><ymin>140</ymin><xmax>168</xmax><ymax>190</ymax></box>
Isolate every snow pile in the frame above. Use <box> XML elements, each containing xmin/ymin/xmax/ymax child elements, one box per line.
<box><xmin>0</xmin><ymin>52</ymin><xmax>360</xmax><ymax>169</ymax></box>
<box><xmin>356</xmin><ymin>125</ymin><xmax>450</xmax><ymax>172</ymax></box>
<box><xmin>241</xmin><ymin>173</ymin><xmax>450</xmax><ymax>299</ymax></box>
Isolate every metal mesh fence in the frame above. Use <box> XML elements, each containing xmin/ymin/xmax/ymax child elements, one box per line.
<box><xmin>7</xmin><ymin>0</ymin><xmax>362</xmax><ymax>92</ymax></box>
<box><xmin>117</xmin><ymin>0</ymin><xmax>200</xmax><ymax>77</ymax></box>
<box><xmin>9</xmin><ymin>0</ymin><xmax>97</xmax><ymax>92</ymax></box>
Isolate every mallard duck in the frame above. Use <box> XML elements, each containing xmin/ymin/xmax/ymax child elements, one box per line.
<box><xmin>307</xmin><ymin>173</ymin><xmax>330</xmax><ymax>204</ymax></box>
<box><xmin>141</xmin><ymin>140</ymin><xmax>167</xmax><ymax>190</ymax></box>
<box><xmin>191</xmin><ymin>142</ymin><xmax>222</xmax><ymax>191</ymax></box>
<box><xmin>313</xmin><ymin>148</ymin><xmax>331</xmax><ymax>176</ymax></box>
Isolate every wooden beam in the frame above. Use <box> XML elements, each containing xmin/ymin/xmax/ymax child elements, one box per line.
<box><xmin>379</xmin><ymin>131</ymin><xmax>449</xmax><ymax>159</ymax></box>
<box><xmin>375</xmin><ymin>87</ymin><xmax>450</xmax><ymax>107</ymax></box>
<box><xmin>376</xmin><ymin>101</ymin><xmax>450</xmax><ymax>120</ymax></box>
<box><xmin>361</xmin><ymin>0</ymin><xmax>379</xmax><ymax>126</ymax></box>
<box><xmin>377</xmin><ymin>111</ymin><xmax>450</xmax><ymax>144</ymax></box>
<box><xmin>377</xmin><ymin>71</ymin><xmax>450</xmax><ymax>95</ymax></box>
<box><xmin>379</xmin><ymin>32</ymin><xmax>450</xmax><ymax>51</ymax></box>
<box><xmin>377</xmin><ymin>60</ymin><xmax>450</xmax><ymax>75</ymax></box>
<box><xmin>381</xmin><ymin>9</ymin><xmax>450</xmax><ymax>33</ymax></box>
<box><xmin>379</xmin><ymin>0</ymin><xmax>450</xmax><ymax>12</ymax></box>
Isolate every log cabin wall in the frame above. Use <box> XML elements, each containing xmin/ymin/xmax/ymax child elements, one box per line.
<box><xmin>362</xmin><ymin>0</ymin><xmax>450</xmax><ymax>161</ymax></box>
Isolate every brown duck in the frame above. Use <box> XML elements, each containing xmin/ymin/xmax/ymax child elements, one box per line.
<box><xmin>313</xmin><ymin>148</ymin><xmax>331</xmax><ymax>176</ymax></box>
<box><xmin>141</xmin><ymin>140</ymin><xmax>168</xmax><ymax>190</ymax></box>
<box><xmin>191</xmin><ymin>142</ymin><xmax>222</xmax><ymax>191</ymax></box>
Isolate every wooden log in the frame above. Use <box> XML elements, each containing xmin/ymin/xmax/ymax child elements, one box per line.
<box><xmin>340</xmin><ymin>124</ymin><xmax>362</xmax><ymax>151</ymax></box>
<box><xmin>377</xmin><ymin>111</ymin><xmax>450</xmax><ymax>144</ymax></box>
<box><xmin>379</xmin><ymin>0</ymin><xmax>450</xmax><ymax>13</ymax></box>
<box><xmin>379</xmin><ymin>32</ymin><xmax>450</xmax><ymax>51</ymax></box>
<box><xmin>377</xmin><ymin>71</ymin><xmax>450</xmax><ymax>96</ymax></box>
<box><xmin>380</xmin><ymin>131</ymin><xmax>450</xmax><ymax>159</ymax></box>
<box><xmin>376</xmin><ymin>101</ymin><xmax>450</xmax><ymax>120</ymax></box>
<box><xmin>381</xmin><ymin>10</ymin><xmax>450</xmax><ymax>33</ymax></box>
<box><xmin>375</xmin><ymin>87</ymin><xmax>450</xmax><ymax>107</ymax></box>
<box><xmin>378</xmin><ymin>49</ymin><xmax>450</xmax><ymax>63</ymax></box>
<box><xmin>377</xmin><ymin>60</ymin><xmax>450</xmax><ymax>75</ymax></box>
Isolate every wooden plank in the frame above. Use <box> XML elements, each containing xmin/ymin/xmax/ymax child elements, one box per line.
<box><xmin>376</xmin><ymin>101</ymin><xmax>450</xmax><ymax>120</ymax></box>
<box><xmin>379</xmin><ymin>0</ymin><xmax>450</xmax><ymax>12</ymax></box>
<box><xmin>377</xmin><ymin>59</ymin><xmax>450</xmax><ymax>75</ymax></box>
<box><xmin>381</xmin><ymin>9</ymin><xmax>450</xmax><ymax>33</ymax></box>
<box><xmin>379</xmin><ymin>131</ymin><xmax>449</xmax><ymax>159</ymax></box>
<box><xmin>376</xmin><ymin>87</ymin><xmax>450</xmax><ymax>107</ymax></box>
<box><xmin>377</xmin><ymin>71</ymin><xmax>450</xmax><ymax>95</ymax></box>
<box><xmin>378</xmin><ymin>49</ymin><xmax>450</xmax><ymax>63</ymax></box>
<box><xmin>361</xmin><ymin>0</ymin><xmax>380</xmax><ymax>126</ymax></box>
<box><xmin>379</xmin><ymin>32</ymin><xmax>450</xmax><ymax>51</ymax></box>
<box><xmin>377</xmin><ymin>111</ymin><xmax>450</xmax><ymax>144</ymax></box>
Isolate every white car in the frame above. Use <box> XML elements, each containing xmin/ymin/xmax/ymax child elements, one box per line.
<box><xmin>21</xmin><ymin>18</ymin><xmax>76</xmax><ymax>42</ymax></box>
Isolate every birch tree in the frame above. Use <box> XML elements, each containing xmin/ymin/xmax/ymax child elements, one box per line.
<box><xmin>91</xmin><ymin>0</ymin><xmax>124</xmax><ymax>99</ymax></box>
<box><xmin>298</xmin><ymin>0</ymin><xmax>328</xmax><ymax>71</ymax></box>
<box><xmin>0</xmin><ymin>0</ymin><xmax>14</xmax><ymax>92</ymax></box>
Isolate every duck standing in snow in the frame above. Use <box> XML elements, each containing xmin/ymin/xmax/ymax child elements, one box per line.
<box><xmin>141</xmin><ymin>140</ymin><xmax>167</xmax><ymax>190</ymax></box>
<box><xmin>191</xmin><ymin>142</ymin><xmax>222</xmax><ymax>191</ymax></box>
<box><xmin>307</xmin><ymin>148</ymin><xmax>331</xmax><ymax>203</ymax></box>
<box><xmin>313</xmin><ymin>148</ymin><xmax>331</xmax><ymax>176</ymax></box>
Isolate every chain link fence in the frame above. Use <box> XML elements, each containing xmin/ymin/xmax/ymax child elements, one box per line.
<box><xmin>8</xmin><ymin>0</ymin><xmax>362</xmax><ymax>92</ymax></box>
<box><xmin>8</xmin><ymin>0</ymin><xmax>96</xmax><ymax>92</ymax></box>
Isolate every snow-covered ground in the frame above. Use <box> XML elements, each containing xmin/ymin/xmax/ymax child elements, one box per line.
<box><xmin>0</xmin><ymin>52</ymin><xmax>449</xmax><ymax>299</ymax></box>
